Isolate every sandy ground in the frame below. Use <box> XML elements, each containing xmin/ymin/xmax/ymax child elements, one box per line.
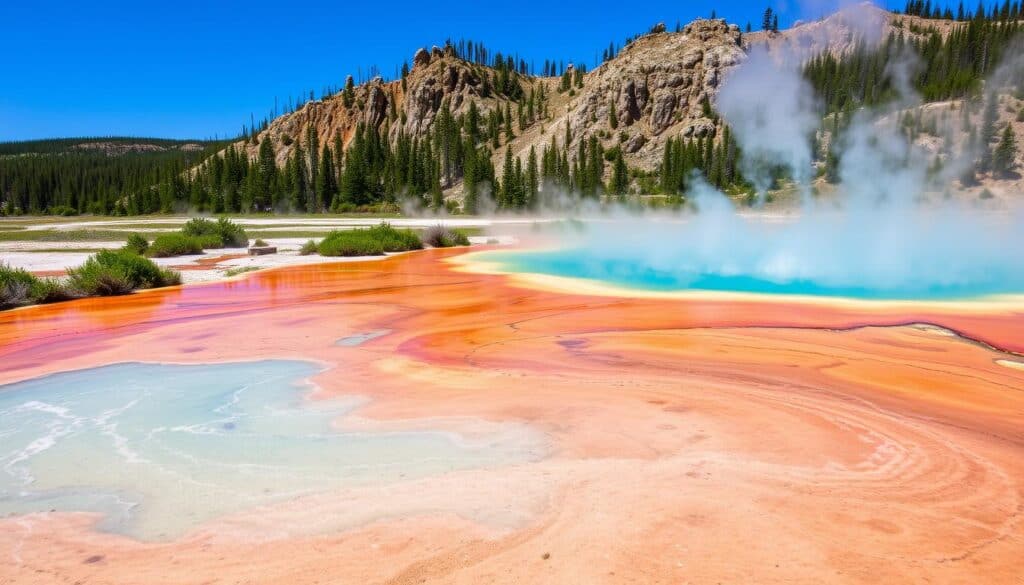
<box><xmin>0</xmin><ymin>249</ymin><xmax>1021</xmax><ymax>584</ymax></box>
<box><xmin>8</xmin><ymin>216</ymin><xmax>548</xmax><ymax>231</ymax></box>
<box><xmin>0</xmin><ymin>217</ymin><xmax>516</xmax><ymax>283</ymax></box>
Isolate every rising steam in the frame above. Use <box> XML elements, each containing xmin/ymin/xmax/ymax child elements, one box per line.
<box><xmin>492</xmin><ymin>4</ymin><xmax>1024</xmax><ymax>299</ymax></box>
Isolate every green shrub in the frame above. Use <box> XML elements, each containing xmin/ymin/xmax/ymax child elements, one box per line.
<box><xmin>181</xmin><ymin>217</ymin><xmax>248</xmax><ymax>248</ymax></box>
<box><xmin>422</xmin><ymin>225</ymin><xmax>471</xmax><ymax>248</ymax></box>
<box><xmin>299</xmin><ymin>239</ymin><xmax>319</xmax><ymax>255</ymax></box>
<box><xmin>123</xmin><ymin>233</ymin><xmax>149</xmax><ymax>255</ymax></box>
<box><xmin>253</xmin><ymin>238</ymin><xmax>268</xmax><ymax>247</ymax></box>
<box><xmin>317</xmin><ymin>231</ymin><xmax>386</xmax><ymax>257</ymax></box>
<box><xmin>147</xmin><ymin>233</ymin><xmax>204</xmax><ymax>257</ymax></box>
<box><xmin>68</xmin><ymin>250</ymin><xmax>180</xmax><ymax>296</ymax></box>
<box><xmin>196</xmin><ymin>234</ymin><xmax>225</xmax><ymax>249</ymax></box>
<box><xmin>181</xmin><ymin>217</ymin><xmax>218</xmax><ymax>238</ymax></box>
<box><xmin>216</xmin><ymin>217</ymin><xmax>249</xmax><ymax>247</ymax></box>
<box><xmin>0</xmin><ymin>263</ymin><xmax>41</xmax><ymax>309</ymax></box>
<box><xmin>68</xmin><ymin>262</ymin><xmax>134</xmax><ymax>296</ymax></box>
<box><xmin>366</xmin><ymin>222</ymin><xmax>422</xmax><ymax>252</ymax></box>
<box><xmin>34</xmin><ymin>278</ymin><xmax>76</xmax><ymax>304</ymax></box>
<box><xmin>1</xmin><ymin>264</ymin><xmax>75</xmax><ymax>309</ymax></box>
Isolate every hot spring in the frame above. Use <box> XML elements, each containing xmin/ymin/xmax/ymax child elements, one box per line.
<box><xmin>0</xmin><ymin>360</ymin><xmax>545</xmax><ymax>541</ymax></box>
<box><xmin>484</xmin><ymin>207</ymin><xmax>1024</xmax><ymax>301</ymax></box>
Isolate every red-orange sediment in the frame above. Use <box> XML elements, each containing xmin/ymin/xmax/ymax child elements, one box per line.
<box><xmin>1</xmin><ymin>248</ymin><xmax>1021</xmax><ymax>584</ymax></box>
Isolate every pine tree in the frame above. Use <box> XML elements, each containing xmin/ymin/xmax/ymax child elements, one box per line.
<box><xmin>526</xmin><ymin>146</ymin><xmax>539</xmax><ymax>208</ymax></box>
<box><xmin>610</xmin><ymin>148</ymin><xmax>628</xmax><ymax>196</ymax></box>
<box><xmin>315</xmin><ymin>144</ymin><xmax>335</xmax><ymax>211</ymax></box>
<box><xmin>993</xmin><ymin>125</ymin><xmax>1018</xmax><ymax>177</ymax></box>
<box><xmin>980</xmin><ymin>95</ymin><xmax>999</xmax><ymax>171</ymax></box>
<box><xmin>343</xmin><ymin>75</ymin><xmax>356</xmax><ymax>108</ymax></box>
<box><xmin>289</xmin><ymin>143</ymin><xmax>307</xmax><ymax>211</ymax></box>
<box><xmin>609</xmin><ymin>99</ymin><xmax>618</xmax><ymax>129</ymax></box>
<box><xmin>504</xmin><ymin>103</ymin><xmax>515</xmax><ymax>141</ymax></box>
<box><xmin>500</xmin><ymin>147</ymin><xmax>515</xmax><ymax>208</ymax></box>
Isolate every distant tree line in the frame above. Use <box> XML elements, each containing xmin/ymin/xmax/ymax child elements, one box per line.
<box><xmin>804</xmin><ymin>15</ymin><xmax>1022</xmax><ymax>110</ymax></box>
<box><xmin>0</xmin><ymin>138</ymin><xmax>225</xmax><ymax>215</ymax></box>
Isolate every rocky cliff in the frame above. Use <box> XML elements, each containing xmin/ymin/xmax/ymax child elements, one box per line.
<box><xmin>229</xmin><ymin>5</ymin><xmax>974</xmax><ymax>202</ymax></box>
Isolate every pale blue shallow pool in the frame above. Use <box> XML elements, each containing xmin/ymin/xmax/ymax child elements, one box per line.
<box><xmin>0</xmin><ymin>361</ymin><xmax>545</xmax><ymax>541</ymax></box>
<box><xmin>486</xmin><ymin>248</ymin><xmax>1024</xmax><ymax>301</ymax></box>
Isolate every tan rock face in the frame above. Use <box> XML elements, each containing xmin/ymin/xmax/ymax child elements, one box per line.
<box><xmin>222</xmin><ymin>7</ymin><xmax>938</xmax><ymax>192</ymax></box>
<box><xmin>236</xmin><ymin>53</ymin><xmax>519</xmax><ymax>169</ymax></box>
<box><xmin>547</xmin><ymin>18</ymin><xmax>745</xmax><ymax>171</ymax></box>
<box><xmin>228</xmin><ymin>17</ymin><xmax>751</xmax><ymax>182</ymax></box>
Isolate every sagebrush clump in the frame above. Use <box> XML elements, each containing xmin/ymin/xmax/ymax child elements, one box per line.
<box><xmin>147</xmin><ymin>233</ymin><xmax>204</xmax><ymax>257</ymax></box>
<box><xmin>182</xmin><ymin>217</ymin><xmax>248</xmax><ymax>248</ymax></box>
<box><xmin>316</xmin><ymin>223</ymin><xmax>422</xmax><ymax>257</ymax></box>
<box><xmin>123</xmin><ymin>233</ymin><xmax>150</xmax><ymax>255</ymax></box>
<box><xmin>68</xmin><ymin>250</ymin><xmax>180</xmax><ymax>296</ymax></box>
<box><xmin>422</xmin><ymin>225</ymin><xmax>471</xmax><ymax>248</ymax></box>
<box><xmin>0</xmin><ymin>263</ymin><xmax>73</xmax><ymax>309</ymax></box>
<box><xmin>299</xmin><ymin>240</ymin><xmax>318</xmax><ymax>256</ymax></box>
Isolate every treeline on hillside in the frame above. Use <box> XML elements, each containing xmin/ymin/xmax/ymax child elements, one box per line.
<box><xmin>158</xmin><ymin>84</ymin><xmax>586</xmax><ymax>215</ymax></box>
<box><xmin>0</xmin><ymin>138</ymin><xmax>226</xmax><ymax>215</ymax></box>
<box><xmin>902</xmin><ymin>0</ymin><xmax>1024</xmax><ymax>20</ymax></box>
<box><xmin>805</xmin><ymin>9</ymin><xmax>1023</xmax><ymax>111</ymax></box>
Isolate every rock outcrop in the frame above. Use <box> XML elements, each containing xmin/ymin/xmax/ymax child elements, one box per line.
<box><xmin>224</xmin><ymin>5</ymin><xmax>946</xmax><ymax>200</ymax></box>
<box><xmin>539</xmin><ymin>18</ymin><xmax>745</xmax><ymax>171</ymax></box>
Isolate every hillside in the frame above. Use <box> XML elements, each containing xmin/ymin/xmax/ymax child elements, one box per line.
<box><xmin>3</xmin><ymin>3</ymin><xmax>1022</xmax><ymax>216</ymax></box>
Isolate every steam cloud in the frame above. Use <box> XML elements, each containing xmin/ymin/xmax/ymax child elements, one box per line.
<box><xmin>503</xmin><ymin>4</ymin><xmax>1024</xmax><ymax>299</ymax></box>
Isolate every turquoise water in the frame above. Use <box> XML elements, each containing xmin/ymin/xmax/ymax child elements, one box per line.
<box><xmin>0</xmin><ymin>361</ymin><xmax>545</xmax><ymax>541</ymax></box>
<box><xmin>487</xmin><ymin>248</ymin><xmax>1024</xmax><ymax>300</ymax></box>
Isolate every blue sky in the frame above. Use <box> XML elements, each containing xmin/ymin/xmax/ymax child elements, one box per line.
<box><xmin>1</xmin><ymin>0</ymin><xmax>912</xmax><ymax>141</ymax></box>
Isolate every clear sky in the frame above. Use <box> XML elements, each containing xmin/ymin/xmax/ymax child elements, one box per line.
<box><xmin>1</xmin><ymin>0</ymin><xmax>911</xmax><ymax>141</ymax></box>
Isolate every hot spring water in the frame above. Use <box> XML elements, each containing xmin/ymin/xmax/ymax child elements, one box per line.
<box><xmin>0</xmin><ymin>361</ymin><xmax>545</xmax><ymax>541</ymax></box>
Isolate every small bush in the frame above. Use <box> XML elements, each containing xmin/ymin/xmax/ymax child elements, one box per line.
<box><xmin>366</xmin><ymin>222</ymin><xmax>422</xmax><ymax>252</ymax></box>
<box><xmin>147</xmin><ymin>233</ymin><xmax>204</xmax><ymax>257</ymax></box>
<box><xmin>317</xmin><ymin>231</ymin><xmax>386</xmax><ymax>257</ymax></box>
<box><xmin>196</xmin><ymin>234</ymin><xmax>225</xmax><ymax>249</ymax></box>
<box><xmin>314</xmin><ymin>223</ymin><xmax>423</xmax><ymax>257</ymax></box>
<box><xmin>253</xmin><ymin>238</ymin><xmax>268</xmax><ymax>247</ymax></box>
<box><xmin>123</xmin><ymin>233</ymin><xmax>149</xmax><ymax>255</ymax></box>
<box><xmin>422</xmin><ymin>225</ymin><xmax>471</xmax><ymax>248</ymax></box>
<box><xmin>1</xmin><ymin>263</ymin><xmax>75</xmax><ymax>309</ymax></box>
<box><xmin>299</xmin><ymin>239</ymin><xmax>319</xmax><ymax>255</ymax></box>
<box><xmin>34</xmin><ymin>278</ymin><xmax>75</xmax><ymax>304</ymax></box>
<box><xmin>0</xmin><ymin>263</ymin><xmax>41</xmax><ymax>309</ymax></box>
<box><xmin>68</xmin><ymin>250</ymin><xmax>180</xmax><ymax>296</ymax></box>
<box><xmin>181</xmin><ymin>217</ymin><xmax>218</xmax><ymax>238</ymax></box>
<box><xmin>181</xmin><ymin>217</ymin><xmax>248</xmax><ymax>248</ymax></box>
<box><xmin>216</xmin><ymin>217</ymin><xmax>249</xmax><ymax>247</ymax></box>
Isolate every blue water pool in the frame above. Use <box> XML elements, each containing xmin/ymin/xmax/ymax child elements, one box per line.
<box><xmin>0</xmin><ymin>361</ymin><xmax>544</xmax><ymax>541</ymax></box>
<box><xmin>485</xmin><ymin>248</ymin><xmax>1024</xmax><ymax>301</ymax></box>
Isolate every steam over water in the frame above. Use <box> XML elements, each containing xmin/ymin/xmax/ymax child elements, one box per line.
<box><xmin>487</xmin><ymin>206</ymin><xmax>1024</xmax><ymax>300</ymax></box>
<box><xmin>489</xmin><ymin>11</ymin><xmax>1024</xmax><ymax>299</ymax></box>
<box><xmin>0</xmin><ymin>361</ymin><xmax>545</xmax><ymax>541</ymax></box>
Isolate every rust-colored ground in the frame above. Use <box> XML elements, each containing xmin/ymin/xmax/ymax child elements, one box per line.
<box><xmin>1</xmin><ymin>248</ymin><xmax>1022</xmax><ymax>584</ymax></box>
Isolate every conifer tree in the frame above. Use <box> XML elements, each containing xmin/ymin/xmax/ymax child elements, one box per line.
<box><xmin>526</xmin><ymin>146</ymin><xmax>539</xmax><ymax>208</ymax></box>
<box><xmin>504</xmin><ymin>103</ymin><xmax>515</xmax><ymax>141</ymax></box>
<box><xmin>611</xmin><ymin>148</ymin><xmax>628</xmax><ymax>196</ymax></box>
<box><xmin>500</xmin><ymin>147</ymin><xmax>515</xmax><ymax>208</ymax></box>
<box><xmin>343</xmin><ymin>75</ymin><xmax>356</xmax><ymax>108</ymax></box>
<box><xmin>993</xmin><ymin>125</ymin><xmax>1018</xmax><ymax>177</ymax></box>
